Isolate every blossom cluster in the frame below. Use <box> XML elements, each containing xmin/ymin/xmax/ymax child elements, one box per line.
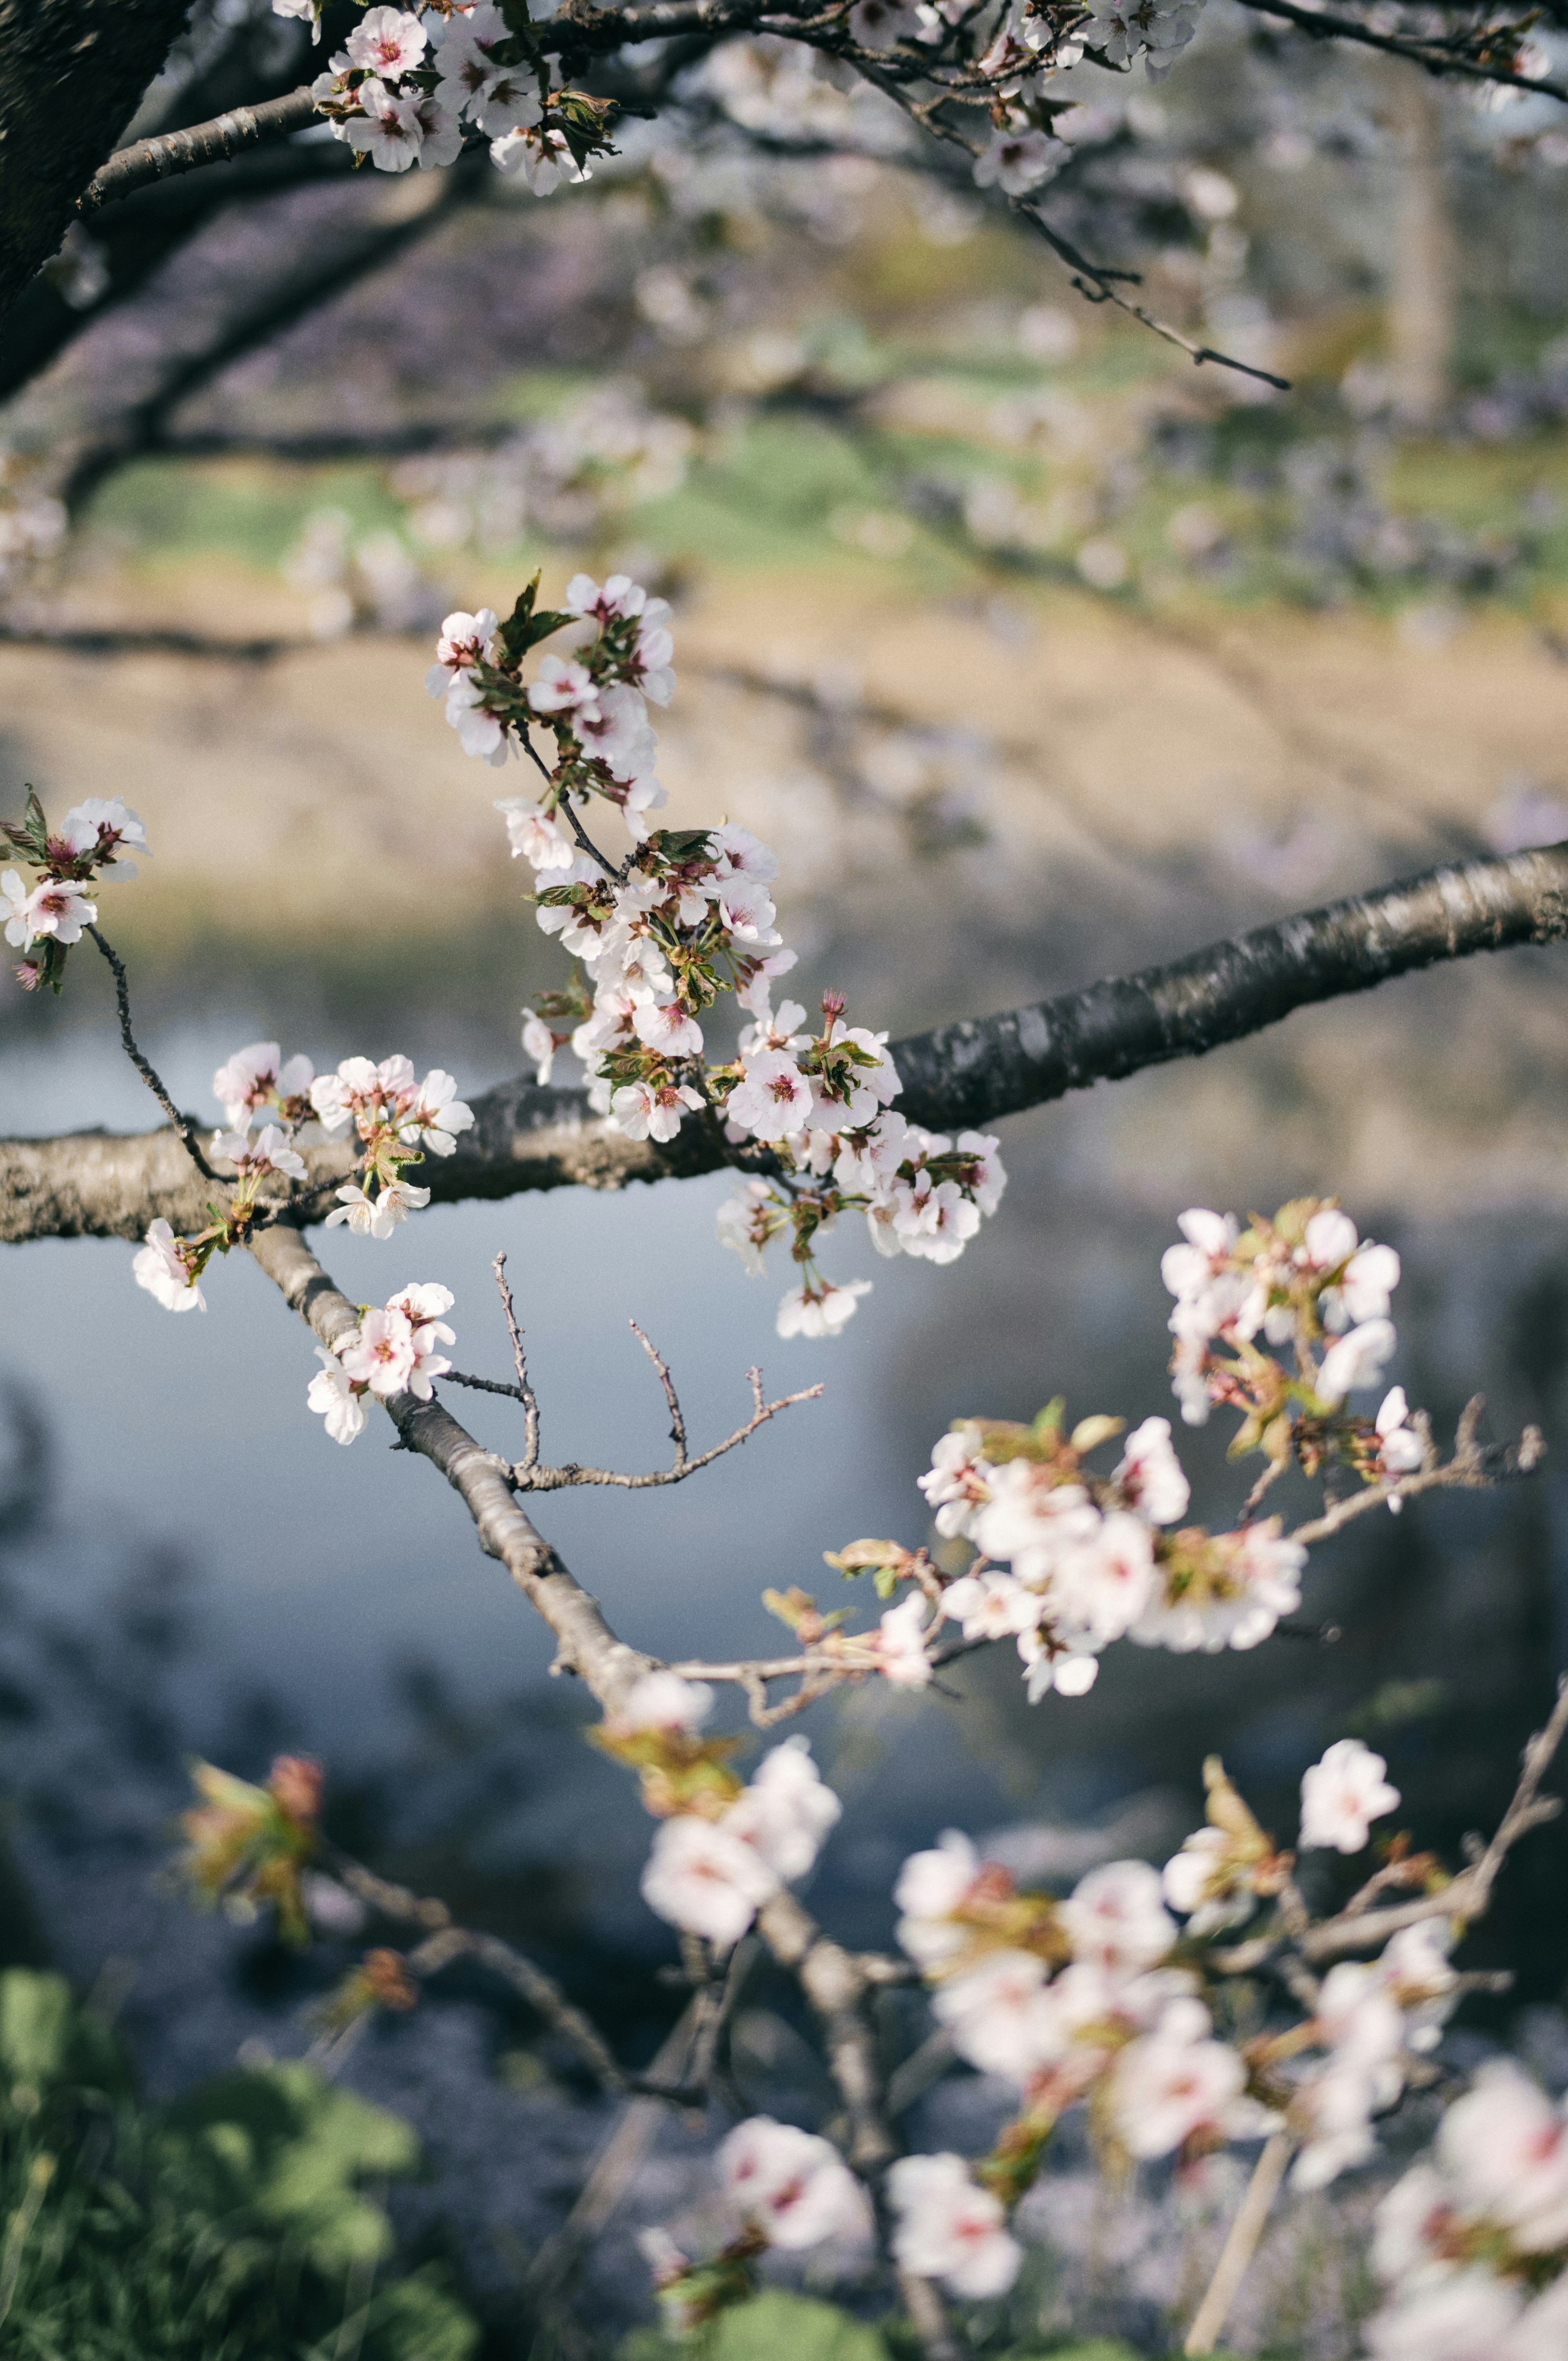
<box><xmin>427</xmin><ymin>570</ymin><xmax>1008</xmax><ymax>1337</ymax></box>
<box><xmin>132</xmin><ymin>1040</ymin><xmax>472</xmax><ymax>1323</ymax></box>
<box><xmin>1366</xmin><ymin>2061</ymin><xmax>1568</xmax><ymax>2357</ymax></box>
<box><xmin>874</xmin><ymin>1735</ymin><xmax>1451</xmax><ymax>2298</ymax></box>
<box><xmin>1161</xmin><ymin>1198</ymin><xmax>1429</xmax><ymax>1503</ymax></box>
<box><xmin>641</xmin><ymin>2116</ymin><xmax>874</xmax><ymax>2332</ymax></box>
<box><xmin>307</xmin><ymin>1281</ymin><xmax>457</xmax><ymax>1444</ymax></box>
<box><xmin>1</xmin><ymin>787</ymin><xmax>147</xmax><ymax>992</ymax></box>
<box><xmin>289</xmin><ymin>2</ymin><xmax>615</xmax><ymax>193</ymax></box>
<box><xmin>599</xmin><ymin>1672</ymin><xmax>842</xmax><ymax>1946</ymax></box>
<box><xmin>174</xmin><ymin>1752</ymin><xmax>324</xmax><ymax>1946</ymax></box>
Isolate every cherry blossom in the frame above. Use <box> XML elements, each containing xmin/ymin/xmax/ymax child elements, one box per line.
<box><xmin>918</xmin><ymin>1423</ymin><xmax>993</xmax><ymax>1537</ymax></box>
<box><xmin>345</xmin><ymin>80</ymin><xmax>427</xmax><ymax>171</ymax></box>
<box><xmin>489</xmin><ymin>126</ymin><xmax>586</xmax><ymax>194</ymax></box>
<box><xmin>1299</xmin><ymin>1738</ymin><xmax>1401</xmax><ymax>1854</ymax></box>
<box><xmin>521</xmin><ymin>1008</ymin><xmax>557</xmax><ymax>1085</ymax></box>
<box><xmin>639</xmin><ymin>1813</ymin><xmax>780</xmax><ymax>1946</ymax></box>
<box><xmin>133</xmin><ymin>1218</ymin><xmax>205</xmax><ymax>1313</ymax></box>
<box><xmin>1060</xmin><ymin>1859</ymin><xmax>1174</xmax><ymax>1976</ymax></box>
<box><xmin>887</xmin><ymin>2154</ymin><xmax>1022</xmax><ymax>2299</ymax></box>
<box><xmin>1318</xmin><ymin>1316</ymin><xmax>1397</xmax><ymax>1403</ymax></box>
<box><xmin>1375</xmin><ymin>1386</ymin><xmax>1426</xmax><ymax>1483</ymax></box>
<box><xmin>931</xmin><ymin>1948</ymin><xmax>1064</xmax><ymax>2078</ymax></box>
<box><xmin>1</xmin><ymin>869</ymin><xmax>27</xmax><ymax>947</ymax></box>
<box><xmin>496</xmin><ymin>795</ymin><xmax>575</xmax><ymax>873</ymax></box>
<box><xmin>212</xmin><ymin>1041</ymin><xmax>315</xmax><ymax>1130</ymax></box>
<box><xmin>716</xmin><ymin>2118</ymin><xmax>873</xmax><ymax>2249</ymax></box>
<box><xmin>345</xmin><ymin>6</ymin><xmax>427</xmax><ymax>76</ymax></box>
<box><xmin>325</xmin><ymin>1179</ymin><xmax>432</xmax><ymax>1239</ymax></box>
<box><xmin>427</xmin><ymin>609</ymin><xmax>499</xmax><ymax>695</ymax></box>
<box><xmin>610</xmin><ymin>1079</ymin><xmax>705</xmax><ymax>1143</ymax></box>
<box><xmin>1114</xmin><ymin>1415</ymin><xmax>1190</xmax><ymax>1526</ymax></box>
<box><xmin>607</xmin><ymin>1671</ymin><xmax>714</xmax><ymax>1736</ymax></box>
<box><xmin>974</xmin><ymin>125</ymin><xmax>1059</xmax><ymax>196</ymax></box>
<box><xmin>400</xmin><ymin>1069</ymin><xmax>475</xmax><ymax>1154</ymax></box>
<box><xmin>1109</xmin><ymin>1996</ymin><xmax>1261</xmax><ymax>2159</ymax></box>
<box><xmin>307</xmin><ymin>1348</ymin><xmax>368</xmax><ymax>1446</ymax></box>
<box><xmin>776</xmin><ymin>1279</ymin><xmax>872</xmax><ymax>1339</ymax></box>
<box><xmin>19</xmin><ymin>877</ymin><xmax>96</xmax><ymax>944</ymax></box>
<box><xmin>59</xmin><ymin>795</ymin><xmax>150</xmax><ymax>878</ymax></box>
<box><xmin>875</xmin><ymin>1591</ymin><xmax>935</xmax><ymax>1686</ymax></box>
<box><xmin>340</xmin><ymin>1309</ymin><xmax>419</xmax><ymax>1399</ymax></box>
<box><xmin>894</xmin><ymin>1830</ymin><xmax>983</xmax><ymax>1964</ymax></box>
<box><xmin>723</xmin><ymin>1737</ymin><xmax>842</xmax><ymax>1879</ymax></box>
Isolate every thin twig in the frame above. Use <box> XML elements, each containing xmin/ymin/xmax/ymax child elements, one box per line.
<box><xmin>505</xmin><ymin>1338</ymin><xmax>820</xmax><ymax>1491</ymax></box>
<box><xmin>87</xmin><ymin>926</ymin><xmax>219</xmax><ymax>1182</ymax></box>
<box><xmin>1183</xmin><ymin>2131</ymin><xmax>1294</xmax><ymax>2355</ymax></box>
<box><xmin>493</xmin><ymin>1250</ymin><xmax>541</xmax><ymax>1470</ymax></box>
<box><xmin>1232</xmin><ymin>0</ymin><xmax>1568</xmax><ymax>104</ymax></box>
<box><xmin>631</xmin><ymin>1318</ymin><xmax>689</xmax><ymax>1468</ymax></box>
<box><xmin>1289</xmin><ymin>1399</ymin><xmax>1545</xmax><ymax>1548</ymax></box>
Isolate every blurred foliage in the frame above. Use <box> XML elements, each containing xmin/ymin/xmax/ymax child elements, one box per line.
<box><xmin>618</xmin><ymin>2286</ymin><xmax>1257</xmax><ymax>2359</ymax></box>
<box><xmin>0</xmin><ymin>1968</ymin><xmax>479</xmax><ymax>2361</ymax></box>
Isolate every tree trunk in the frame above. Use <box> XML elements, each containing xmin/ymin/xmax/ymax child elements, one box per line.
<box><xmin>0</xmin><ymin>0</ymin><xmax>192</xmax><ymax>319</ymax></box>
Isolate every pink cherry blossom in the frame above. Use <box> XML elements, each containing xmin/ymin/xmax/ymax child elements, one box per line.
<box><xmin>716</xmin><ymin>2118</ymin><xmax>873</xmax><ymax>2250</ymax></box>
<box><xmin>132</xmin><ymin>1218</ymin><xmax>205</xmax><ymax>1313</ymax></box>
<box><xmin>1300</xmin><ymin>1739</ymin><xmax>1400</xmax><ymax>1854</ymax></box>
<box><xmin>887</xmin><ymin>2154</ymin><xmax>1022</xmax><ymax>2299</ymax></box>
<box><xmin>639</xmin><ymin>1813</ymin><xmax>779</xmax><ymax>1945</ymax></box>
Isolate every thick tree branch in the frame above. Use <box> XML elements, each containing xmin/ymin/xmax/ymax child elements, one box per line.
<box><xmin>1232</xmin><ymin>0</ymin><xmax>1568</xmax><ymax>104</ymax></box>
<box><xmin>6</xmin><ymin>840</ymin><xmax>1567</xmax><ymax>1247</ymax></box>
<box><xmin>77</xmin><ymin>87</ymin><xmax>321</xmax><ymax>216</ymax></box>
<box><xmin>0</xmin><ymin>0</ymin><xmax>194</xmax><ymax>319</ymax></box>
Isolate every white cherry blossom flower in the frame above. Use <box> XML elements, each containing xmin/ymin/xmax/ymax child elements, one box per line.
<box><xmin>528</xmin><ymin>653</ymin><xmax>599</xmax><ymax>716</ymax></box>
<box><xmin>489</xmin><ymin>125</ymin><xmax>586</xmax><ymax>194</ymax></box>
<box><xmin>346</xmin><ymin>6</ymin><xmax>427</xmax><ymax>74</ymax></box>
<box><xmin>1</xmin><ymin>870</ymin><xmax>27</xmax><ymax>947</ymax></box>
<box><xmin>1017</xmin><ymin>1629</ymin><xmax>1101</xmax><ymax>1701</ymax></box>
<box><xmin>955</xmin><ymin>1128</ymin><xmax>1007</xmax><ymax>1215</ymax></box>
<box><xmin>887</xmin><ymin>2154</ymin><xmax>1022</xmax><ymax>2299</ymax></box>
<box><xmin>564</xmin><ymin>571</ymin><xmax>648</xmax><ymax>622</ymax></box>
<box><xmin>1323</xmin><ymin>1238</ymin><xmax>1402</xmax><ymax>1331</ymax></box>
<box><xmin>1290</xmin><ymin>2057</ymin><xmax>1381</xmax><ymax>2189</ymax></box>
<box><xmin>875</xmin><ymin>1590</ymin><xmax>933</xmax><ymax>1684</ymax></box>
<box><xmin>895</xmin><ymin>1830</ymin><xmax>982</xmax><ymax>1963</ymax></box>
<box><xmin>59</xmin><ymin>796</ymin><xmax>150</xmax><ymax>878</ymax></box>
<box><xmin>724</xmin><ymin>1738</ymin><xmax>841</xmax><ymax>1879</ymax></box>
<box><xmin>608</xmin><ymin>1672</ymin><xmax>714</xmax><ymax>1735</ymax></box>
<box><xmin>776</xmin><ymin>1278</ymin><xmax>872</xmax><ymax>1339</ymax></box>
<box><xmin>346</xmin><ymin>79</ymin><xmax>427</xmax><ymax>170</ymax></box>
<box><xmin>931</xmin><ymin>1948</ymin><xmax>1065</xmax><ymax>2078</ymax></box>
<box><xmin>727</xmin><ymin>1050</ymin><xmax>815</xmax><ymax>1139</ymax></box>
<box><xmin>717</xmin><ymin>2117</ymin><xmax>873</xmax><ymax>2249</ymax></box>
<box><xmin>1318</xmin><ymin>1316</ymin><xmax>1397</xmax><ymax>1403</ymax></box>
<box><xmin>632</xmin><ymin>997</ymin><xmax>704</xmax><ymax>1058</ymax></box>
<box><xmin>427</xmin><ymin>608</ymin><xmax>499</xmax><ymax>697</ymax></box>
<box><xmin>20</xmin><ymin>878</ymin><xmax>96</xmax><ymax>944</ymax></box>
<box><xmin>401</xmin><ymin>1069</ymin><xmax>474</xmax><ymax>1154</ymax></box>
<box><xmin>1050</xmin><ymin>1511</ymin><xmax>1156</xmax><ymax>1648</ymax></box>
<box><xmin>212</xmin><ymin>1122</ymin><xmax>308</xmax><ymax>1182</ymax></box>
<box><xmin>521</xmin><ymin>1009</ymin><xmax>556</xmax><ymax>1085</ymax></box>
<box><xmin>1375</xmin><ymin>1385</ymin><xmax>1426</xmax><ymax>1479</ymax></box>
<box><xmin>1110</xmin><ymin>1996</ymin><xmax>1257</xmax><ymax>2158</ymax></box>
<box><xmin>609</xmin><ymin>1079</ymin><xmax>704</xmax><ymax>1143</ymax></box>
<box><xmin>496</xmin><ymin>794</ymin><xmax>576</xmax><ymax>872</ymax></box>
<box><xmin>1300</xmin><ymin>1738</ymin><xmax>1400</xmax><ymax>1853</ymax></box>
<box><xmin>1162</xmin><ymin>1825</ymin><xmax>1254</xmax><ymax>1936</ymax></box>
<box><xmin>1365</xmin><ymin>2270</ymin><xmax>1525</xmax><ymax>2361</ymax></box>
<box><xmin>340</xmin><ymin>1308</ymin><xmax>418</xmax><ymax>1397</ymax></box>
<box><xmin>1115</xmin><ymin>1415</ymin><xmax>1190</xmax><ymax>1525</ymax></box>
<box><xmin>307</xmin><ymin>1347</ymin><xmax>368</xmax><ymax>1445</ymax></box>
<box><xmin>941</xmin><ymin>1570</ymin><xmax>1036</xmax><ymax>1641</ymax></box>
<box><xmin>1061</xmin><ymin>1859</ymin><xmax>1174</xmax><ymax>1976</ymax></box>
<box><xmin>640</xmin><ymin>1813</ymin><xmax>779</xmax><ymax>1945</ymax></box>
<box><xmin>325</xmin><ymin>1179</ymin><xmax>431</xmax><ymax>1239</ymax></box>
<box><xmin>1438</xmin><ymin>2062</ymin><xmax>1568</xmax><ymax>2251</ymax></box>
<box><xmin>132</xmin><ymin>1218</ymin><xmax>205</xmax><ymax>1313</ymax></box>
<box><xmin>974</xmin><ymin>125</ymin><xmax>1059</xmax><ymax>196</ymax></box>
<box><xmin>443</xmin><ymin>672</ymin><xmax>510</xmax><ymax>763</ymax></box>
<box><xmin>470</xmin><ymin>64</ymin><xmax>545</xmax><ymax>138</ymax></box>
<box><xmin>918</xmin><ymin>1422</ymin><xmax>992</xmax><ymax>1538</ymax></box>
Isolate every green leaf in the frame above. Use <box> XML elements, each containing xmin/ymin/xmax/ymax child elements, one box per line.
<box><xmin>0</xmin><ymin>1969</ymin><xmax>125</xmax><ymax>2096</ymax></box>
<box><xmin>622</xmin><ymin>2288</ymin><xmax>892</xmax><ymax>2361</ymax></box>
<box><xmin>163</xmin><ymin>2061</ymin><xmax>422</xmax><ymax>2273</ymax></box>
<box><xmin>496</xmin><ymin>570</ymin><xmax>574</xmax><ymax>665</ymax></box>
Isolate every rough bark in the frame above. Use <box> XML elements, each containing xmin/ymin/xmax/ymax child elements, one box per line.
<box><xmin>0</xmin><ymin>0</ymin><xmax>192</xmax><ymax>318</ymax></box>
<box><xmin>5</xmin><ymin>841</ymin><xmax>1566</xmax><ymax>1247</ymax></box>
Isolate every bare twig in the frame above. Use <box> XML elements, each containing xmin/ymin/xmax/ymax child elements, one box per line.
<box><xmin>87</xmin><ymin>926</ymin><xmax>220</xmax><ymax>1184</ymax></box>
<box><xmin>1184</xmin><ymin>2131</ymin><xmax>1294</xmax><ymax>2356</ymax></box>
<box><xmin>505</xmin><ymin>1337</ymin><xmax>820</xmax><ymax>1492</ymax></box>
<box><xmin>1289</xmin><ymin>1398</ymin><xmax>1545</xmax><ymax>1548</ymax></box>
<box><xmin>493</xmin><ymin>1250</ymin><xmax>541</xmax><ymax>1471</ymax></box>
<box><xmin>1232</xmin><ymin>0</ymin><xmax>1568</xmax><ymax>104</ymax></box>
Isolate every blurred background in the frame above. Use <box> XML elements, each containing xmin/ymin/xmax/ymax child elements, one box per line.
<box><xmin>5</xmin><ymin>2</ymin><xmax>1568</xmax><ymax>2344</ymax></box>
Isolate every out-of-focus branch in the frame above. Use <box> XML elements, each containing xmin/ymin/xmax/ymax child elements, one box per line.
<box><xmin>1233</xmin><ymin>0</ymin><xmax>1568</xmax><ymax>104</ymax></box>
<box><xmin>324</xmin><ymin>1850</ymin><xmax>699</xmax><ymax>2098</ymax></box>
<box><xmin>77</xmin><ymin>86</ymin><xmax>320</xmax><ymax>216</ymax></box>
<box><xmin>8</xmin><ymin>840</ymin><xmax>1567</xmax><ymax>1247</ymax></box>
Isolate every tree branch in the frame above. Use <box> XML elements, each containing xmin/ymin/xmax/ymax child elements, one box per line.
<box><xmin>77</xmin><ymin>86</ymin><xmax>321</xmax><ymax>216</ymax></box>
<box><xmin>7</xmin><ymin>839</ymin><xmax>1566</xmax><ymax>1247</ymax></box>
<box><xmin>1232</xmin><ymin>0</ymin><xmax>1568</xmax><ymax>105</ymax></box>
